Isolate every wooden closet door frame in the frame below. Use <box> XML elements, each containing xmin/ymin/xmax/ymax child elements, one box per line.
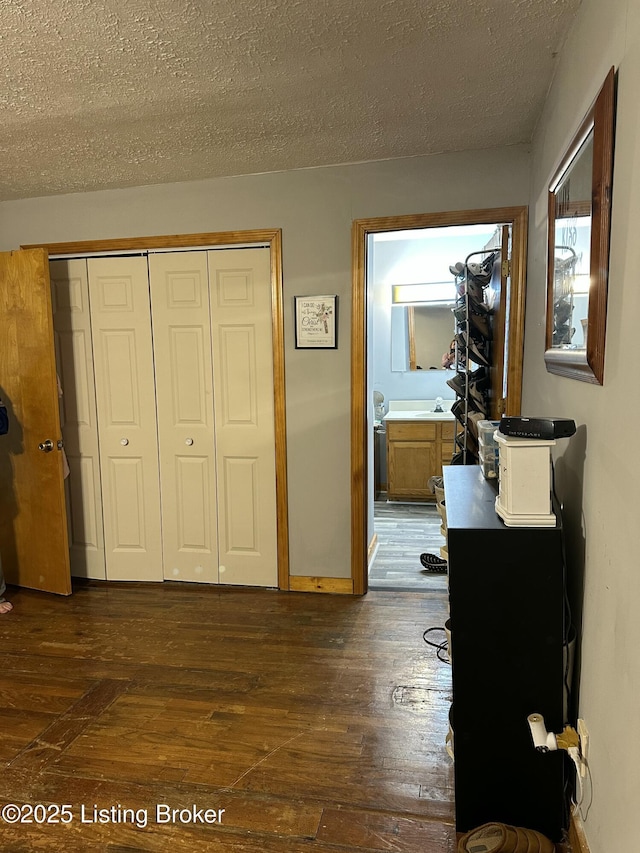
<box><xmin>23</xmin><ymin>230</ymin><xmax>290</xmax><ymax>591</ymax></box>
<box><xmin>351</xmin><ymin>207</ymin><xmax>528</xmax><ymax>595</ymax></box>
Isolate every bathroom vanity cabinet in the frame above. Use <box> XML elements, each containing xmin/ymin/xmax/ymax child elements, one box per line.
<box><xmin>443</xmin><ymin>464</ymin><xmax>566</xmax><ymax>842</ymax></box>
<box><xmin>386</xmin><ymin>419</ymin><xmax>454</xmax><ymax>500</ymax></box>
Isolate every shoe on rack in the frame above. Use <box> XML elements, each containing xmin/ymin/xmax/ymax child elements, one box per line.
<box><xmin>453</xmin><ymin>300</ymin><xmax>489</xmax><ymax>330</ymax></box>
<box><xmin>554</xmin><ymin>252</ymin><xmax>577</xmax><ymax>274</ymax></box>
<box><xmin>455</xmin><ymin>430</ymin><xmax>478</xmax><ymax>453</ymax></box>
<box><xmin>453</xmin><ymin>303</ymin><xmax>467</xmax><ymax>326</ymax></box>
<box><xmin>446</xmin><ymin>373</ymin><xmax>467</xmax><ymax>397</ymax></box>
<box><xmin>467</xmin><ymin>262</ymin><xmax>492</xmax><ymax>286</ymax></box>
<box><xmin>473</xmin><ymin>251</ymin><xmax>499</xmax><ymax>276</ymax></box>
<box><xmin>553</xmin><ymin>324</ymin><xmax>575</xmax><ymax>346</ymax></box>
<box><xmin>468</xmin><ymin>307</ymin><xmax>492</xmax><ymax>339</ymax></box>
<box><xmin>467</xmin><ymin>410</ymin><xmax>486</xmax><ymax>440</ymax></box>
<box><xmin>553</xmin><ymin>297</ymin><xmax>573</xmax><ymax>325</ymax></box>
<box><xmin>468</xmin><ymin>336</ymin><xmax>490</xmax><ymax>367</ymax></box>
<box><xmin>457</xmin><ymin>822</ymin><xmax>555</xmax><ymax>853</ymax></box>
<box><xmin>455</xmin><ymin>333</ymin><xmax>490</xmax><ymax>368</ymax></box>
<box><xmin>456</xmin><ymin>278</ymin><xmax>485</xmax><ymax>302</ymax></box>
<box><xmin>448</xmin><ymin>365</ymin><xmax>487</xmax><ymax>400</ymax></box>
<box><xmin>449</xmin><ymin>261</ymin><xmax>466</xmax><ymax>278</ymax></box>
<box><xmin>468</xmin><ymin>382</ymin><xmax>488</xmax><ymax>414</ymax></box>
<box><xmin>468</xmin><ymin>365</ymin><xmax>487</xmax><ymax>383</ymax></box>
<box><xmin>451</xmin><ymin>398</ymin><xmax>467</xmax><ymax>425</ymax></box>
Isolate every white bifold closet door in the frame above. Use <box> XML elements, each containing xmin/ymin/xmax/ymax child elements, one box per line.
<box><xmin>50</xmin><ymin>247</ymin><xmax>277</xmax><ymax>588</ymax></box>
<box><xmin>148</xmin><ymin>250</ymin><xmax>219</xmax><ymax>583</ymax></box>
<box><xmin>88</xmin><ymin>256</ymin><xmax>164</xmax><ymax>582</ymax></box>
<box><xmin>207</xmin><ymin>248</ymin><xmax>278</xmax><ymax>587</ymax></box>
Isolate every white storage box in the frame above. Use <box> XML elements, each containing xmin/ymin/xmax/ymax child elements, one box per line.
<box><xmin>494</xmin><ymin>432</ymin><xmax>556</xmax><ymax>526</ymax></box>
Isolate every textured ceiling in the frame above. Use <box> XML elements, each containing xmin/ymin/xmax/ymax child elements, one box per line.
<box><xmin>0</xmin><ymin>0</ymin><xmax>581</xmax><ymax>201</ymax></box>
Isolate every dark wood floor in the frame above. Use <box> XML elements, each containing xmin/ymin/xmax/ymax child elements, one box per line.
<box><xmin>0</xmin><ymin>582</ymin><xmax>455</xmax><ymax>852</ymax></box>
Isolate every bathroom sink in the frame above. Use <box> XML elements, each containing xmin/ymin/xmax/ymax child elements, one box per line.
<box><xmin>383</xmin><ymin>401</ymin><xmax>454</xmax><ymax>421</ymax></box>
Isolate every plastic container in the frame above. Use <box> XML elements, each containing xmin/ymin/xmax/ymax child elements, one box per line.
<box><xmin>480</xmin><ymin>443</ymin><xmax>499</xmax><ymax>479</ymax></box>
<box><xmin>477</xmin><ymin>419</ymin><xmax>501</xmax><ymax>446</ymax></box>
<box><xmin>477</xmin><ymin>420</ymin><xmax>500</xmax><ymax>479</ymax></box>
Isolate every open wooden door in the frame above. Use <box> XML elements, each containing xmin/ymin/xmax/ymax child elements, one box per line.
<box><xmin>0</xmin><ymin>248</ymin><xmax>72</xmax><ymax>595</ymax></box>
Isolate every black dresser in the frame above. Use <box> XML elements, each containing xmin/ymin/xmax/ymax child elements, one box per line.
<box><xmin>443</xmin><ymin>465</ymin><xmax>566</xmax><ymax>841</ymax></box>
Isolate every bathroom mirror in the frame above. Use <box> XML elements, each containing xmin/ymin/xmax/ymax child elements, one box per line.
<box><xmin>545</xmin><ymin>67</ymin><xmax>615</xmax><ymax>385</ymax></box>
<box><xmin>408</xmin><ymin>305</ymin><xmax>454</xmax><ymax>370</ymax></box>
<box><xmin>390</xmin><ymin>305</ymin><xmax>454</xmax><ymax>371</ymax></box>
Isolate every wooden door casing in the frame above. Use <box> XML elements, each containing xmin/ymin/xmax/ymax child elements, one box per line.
<box><xmin>351</xmin><ymin>207</ymin><xmax>529</xmax><ymax>594</ymax></box>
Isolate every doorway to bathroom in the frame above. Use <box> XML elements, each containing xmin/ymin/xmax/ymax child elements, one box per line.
<box><xmin>350</xmin><ymin>207</ymin><xmax>529</xmax><ymax>594</ymax></box>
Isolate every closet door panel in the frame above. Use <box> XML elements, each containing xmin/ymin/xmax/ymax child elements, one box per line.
<box><xmin>50</xmin><ymin>259</ymin><xmax>106</xmax><ymax>580</ymax></box>
<box><xmin>209</xmin><ymin>248</ymin><xmax>277</xmax><ymax>587</ymax></box>
<box><xmin>149</xmin><ymin>252</ymin><xmax>218</xmax><ymax>583</ymax></box>
<box><xmin>218</xmin><ymin>326</ymin><xmax>257</xmax><ymax>423</ymax></box>
<box><xmin>222</xmin><ymin>456</ymin><xmax>260</xmax><ymax>551</ymax></box>
<box><xmin>88</xmin><ymin>257</ymin><xmax>163</xmax><ymax>581</ymax></box>
<box><xmin>175</xmin><ymin>455</ymin><xmax>212</xmax><ymax>550</ymax></box>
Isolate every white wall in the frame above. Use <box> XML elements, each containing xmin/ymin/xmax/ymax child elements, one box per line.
<box><xmin>525</xmin><ymin>0</ymin><xmax>640</xmax><ymax>849</ymax></box>
<box><xmin>0</xmin><ymin>147</ymin><xmax>530</xmax><ymax>579</ymax></box>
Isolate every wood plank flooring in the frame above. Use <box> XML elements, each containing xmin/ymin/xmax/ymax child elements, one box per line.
<box><xmin>0</xmin><ymin>582</ymin><xmax>455</xmax><ymax>852</ymax></box>
<box><xmin>369</xmin><ymin>499</ymin><xmax>448</xmax><ymax>592</ymax></box>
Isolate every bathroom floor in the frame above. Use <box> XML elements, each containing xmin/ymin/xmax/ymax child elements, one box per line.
<box><xmin>369</xmin><ymin>497</ymin><xmax>449</xmax><ymax>592</ymax></box>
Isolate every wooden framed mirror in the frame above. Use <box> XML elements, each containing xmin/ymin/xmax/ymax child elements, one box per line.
<box><xmin>544</xmin><ymin>67</ymin><xmax>615</xmax><ymax>384</ymax></box>
<box><xmin>407</xmin><ymin>305</ymin><xmax>455</xmax><ymax>371</ymax></box>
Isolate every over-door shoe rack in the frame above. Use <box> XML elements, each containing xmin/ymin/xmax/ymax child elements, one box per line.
<box><xmin>447</xmin><ymin>250</ymin><xmax>499</xmax><ymax>464</ymax></box>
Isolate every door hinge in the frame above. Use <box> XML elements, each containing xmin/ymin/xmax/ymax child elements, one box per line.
<box><xmin>501</xmin><ymin>259</ymin><xmax>511</xmax><ymax>278</ymax></box>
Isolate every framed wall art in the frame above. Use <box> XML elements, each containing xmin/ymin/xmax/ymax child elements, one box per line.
<box><xmin>294</xmin><ymin>295</ymin><xmax>338</xmax><ymax>349</ymax></box>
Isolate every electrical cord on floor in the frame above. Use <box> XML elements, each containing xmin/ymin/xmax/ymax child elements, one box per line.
<box><xmin>422</xmin><ymin>626</ymin><xmax>450</xmax><ymax>664</ymax></box>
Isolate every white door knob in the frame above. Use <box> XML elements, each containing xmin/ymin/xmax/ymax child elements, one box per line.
<box><xmin>120</xmin><ymin>438</ymin><xmax>129</xmax><ymax>446</ymax></box>
<box><xmin>185</xmin><ymin>438</ymin><xmax>194</xmax><ymax>446</ymax></box>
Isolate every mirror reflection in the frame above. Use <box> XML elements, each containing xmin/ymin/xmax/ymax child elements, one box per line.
<box><xmin>545</xmin><ymin>67</ymin><xmax>615</xmax><ymax>385</ymax></box>
<box><xmin>390</xmin><ymin>305</ymin><xmax>455</xmax><ymax>372</ymax></box>
<box><xmin>550</xmin><ymin>133</ymin><xmax>593</xmax><ymax>350</ymax></box>
<box><xmin>407</xmin><ymin>305</ymin><xmax>454</xmax><ymax>370</ymax></box>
